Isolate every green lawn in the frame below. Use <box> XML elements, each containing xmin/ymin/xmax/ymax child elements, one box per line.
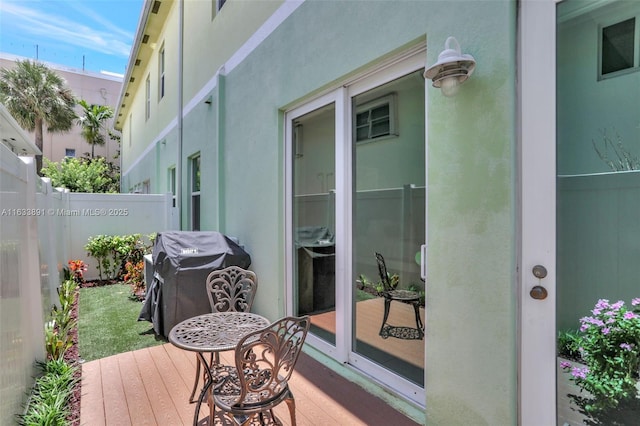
<box><xmin>78</xmin><ymin>283</ymin><xmax>166</xmax><ymax>362</ymax></box>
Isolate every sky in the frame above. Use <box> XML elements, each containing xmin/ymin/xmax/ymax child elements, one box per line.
<box><xmin>0</xmin><ymin>0</ymin><xmax>144</xmax><ymax>76</ymax></box>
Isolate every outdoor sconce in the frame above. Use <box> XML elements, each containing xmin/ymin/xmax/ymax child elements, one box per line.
<box><xmin>424</xmin><ymin>36</ymin><xmax>476</xmax><ymax>97</ymax></box>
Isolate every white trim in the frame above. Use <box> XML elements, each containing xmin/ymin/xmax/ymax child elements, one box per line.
<box><xmin>518</xmin><ymin>0</ymin><xmax>557</xmax><ymax>424</ymax></box>
<box><xmin>334</xmin><ymin>86</ymin><xmax>349</xmax><ymax>363</ymax></box>
<box><xmin>284</xmin><ymin>48</ymin><xmax>427</xmax><ymax>408</ymax></box>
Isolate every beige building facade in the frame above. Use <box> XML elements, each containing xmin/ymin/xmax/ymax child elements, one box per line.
<box><xmin>0</xmin><ymin>53</ymin><xmax>122</xmax><ymax>164</ymax></box>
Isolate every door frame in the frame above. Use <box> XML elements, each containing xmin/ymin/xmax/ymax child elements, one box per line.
<box><xmin>518</xmin><ymin>0</ymin><xmax>557</xmax><ymax>424</ymax></box>
<box><xmin>284</xmin><ymin>45</ymin><xmax>427</xmax><ymax>407</ymax></box>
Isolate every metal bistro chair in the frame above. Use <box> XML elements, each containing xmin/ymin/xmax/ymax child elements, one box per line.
<box><xmin>188</xmin><ymin>265</ymin><xmax>258</xmax><ymax>403</ymax></box>
<box><xmin>207</xmin><ymin>316</ymin><xmax>311</xmax><ymax>426</ymax></box>
<box><xmin>375</xmin><ymin>252</ymin><xmax>424</xmax><ymax>339</ymax></box>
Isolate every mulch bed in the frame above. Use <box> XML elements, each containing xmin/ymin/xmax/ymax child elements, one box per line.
<box><xmin>63</xmin><ymin>288</ymin><xmax>81</xmax><ymax>425</ymax></box>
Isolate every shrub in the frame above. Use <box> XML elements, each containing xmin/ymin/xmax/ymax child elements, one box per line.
<box><xmin>124</xmin><ymin>260</ymin><xmax>146</xmax><ymax>297</ymax></box>
<box><xmin>45</xmin><ymin>280</ymin><xmax>78</xmax><ymax>361</ymax></box>
<box><xmin>557</xmin><ymin>329</ymin><xmax>583</xmax><ymax>361</ymax></box>
<box><xmin>85</xmin><ymin>233</ymin><xmax>153</xmax><ymax>281</ymax></box>
<box><xmin>18</xmin><ymin>359</ymin><xmax>78</xmax><ymax>426</ymax></box>
<box><xmin>40</xmin><ymin>156</ymin><xmax>119</xmax><ymax>193</ymax></box>
<box><xmin>67</xmin><ymin>259</ymin><xmax>87</xmax><ymax>284</ymax></box>
<box><xmin>561</xmin><ymin>298</ymin><xmax>640</xmax><ymax>412</ymax></box>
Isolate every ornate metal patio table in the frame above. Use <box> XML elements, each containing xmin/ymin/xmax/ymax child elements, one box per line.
<box><xmin>168</xmin><ymin>311</ymin><xmax>270</xmax><ymax>426</ymax></box>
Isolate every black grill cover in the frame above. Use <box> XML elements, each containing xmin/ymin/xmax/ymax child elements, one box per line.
<box><xmin>139</xmin><ymin>231</ymin><xmax>251</xmax><ymax>337</ymax></box>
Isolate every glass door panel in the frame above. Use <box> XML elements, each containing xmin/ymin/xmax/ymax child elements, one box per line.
<box><xmin>556</xmin><ymin>0</ymin><xmax>640</xmax><ymax>423</ymax></box>
<box><xmin>292</xmin><ymin>103</ymin><xmax>336</xmax><ymax>345</ymax></box>
<box><xmin>351</xmin><ymin>70</ymin><xmax>425</xmax><ymax>386</ymax></box>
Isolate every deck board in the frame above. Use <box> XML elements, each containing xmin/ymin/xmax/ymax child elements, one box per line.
<box><xmin>81</xmin><ymin>343</ymin><xmax>421</xmax><ymax>425</ymax></box>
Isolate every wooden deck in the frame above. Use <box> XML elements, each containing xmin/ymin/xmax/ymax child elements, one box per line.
<box><xmin>80</xmin><ymin>343</ymin><xmax>421</xmax><ymax>425</ymax></box>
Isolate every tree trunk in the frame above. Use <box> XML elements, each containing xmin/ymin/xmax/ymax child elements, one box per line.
<box><xmin>35</xmin><ymin>117</ymin><xmax>44</xmax><ymax>174</ymax></box>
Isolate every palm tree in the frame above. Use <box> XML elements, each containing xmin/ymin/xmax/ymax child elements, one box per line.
<box><xmin>76</xmin><ymin>100</ymin><xmax>114</xmax><ymax>158</ymax></box>
<box><xmin>0</xmin><ymin>60</ymin><xmax>76</xmax><ymax>172</ymax></box>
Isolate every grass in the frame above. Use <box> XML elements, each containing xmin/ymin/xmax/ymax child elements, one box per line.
<box><xmin>78</xmin><ymin>283</ymin><xmax>165</xmax><ymax>362</ymax></box>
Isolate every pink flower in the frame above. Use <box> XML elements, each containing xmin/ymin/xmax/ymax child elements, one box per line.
<box><xmin>560</xmin><ymin>361</ymin><xmax>571</xmax><ymax>369</ymax></box>
<box><xmin>623</xmin><ymin>311</ymin><xmax>637</xmax><ymax>320</ymax></box>
<box><xmin>632</xmin><ymin>298</ymin><xmax>640</xmax><ymax>306</ymax></box>
<box><xmin>595</xmin><ymin>299</ymin><xmax>610</xmax><ymax>309</ymax></box>
<box><xmin>611</xmin><ymin>301</ymin><xmax>624</xmax><ymax>310</ymax></box>
<box><xmin>620</xmin><ymin>343</ymin><xmax>634</xmax><ymax>351</ymax></box>
<box><xmin>602</xmin><ymin>327</ymin><xmax>610</xmax><ymax>335</ymax></box>
<box><xmin>571</xmin><ymin>367</ymin><xmax>589</xmax><ymax>379</ymax></box>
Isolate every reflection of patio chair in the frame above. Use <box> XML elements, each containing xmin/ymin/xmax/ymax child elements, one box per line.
<box><xmin>188</xmin><ymin>266</ymin><xmax>258</xmax><ymax>403</ymax></box>
<box><xmin>211</xmin><ymin>316</ymin><xmax>310</xmax><ymax>425</ymax></box>
<box><xmin>375</xmin><ymin>252</ymin><xmax>424</xmax><ymax>339</ymax></box>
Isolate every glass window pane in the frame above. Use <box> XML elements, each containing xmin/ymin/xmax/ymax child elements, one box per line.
<box><xmin>602</xmin><ymin>18</ymin><xmax>635</xmax><ymax>75</ymax></box>
<box><xmin>292</xmin><ymin>103</ymin><xmax>336</xmax><ymax>345</ymax></box>
<box><xmin>557</xmin><ymin>1</ymin><xmax>640</xmax><ymax>423</ymax></box>
<box><xmin>352</xmin><ymin>70</ymin><xmax>425</xmax><ymax>386</ymax></box>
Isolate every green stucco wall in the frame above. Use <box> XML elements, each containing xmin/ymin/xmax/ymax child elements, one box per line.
<box><xmin>123</xmin><ymin>0</ymin><xmax>518</xmax><ymax>423</ymax></box>
<box><xmin>557</xmin><ymin>1</ymin><xmax>640</xmax><ymax>175</ymax></box>
<box><xmin>219</xmin><ymin>1</ymin><xmax>517</xmax><ymax>424</ymax></box>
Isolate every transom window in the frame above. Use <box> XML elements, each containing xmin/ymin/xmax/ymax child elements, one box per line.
<box><xmin>600</xmin><ymin>16</ymin><xmax>639</xmax><ymax>79</ymax></box>
<box><xmin>355</xmin><ymin>94</ymin><xmax>397</xmax><ymax>143</ymax></box>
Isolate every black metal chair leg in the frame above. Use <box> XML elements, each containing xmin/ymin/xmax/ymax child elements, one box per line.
<box><xmin>412</xmin><ymin>302</ymin><xmax>424</xmax><ymax>338</ymax></box>
<box><xmin>379</xmin><ymin>298</ymin><xmax>391</xmax><ymax>336</ymax></box>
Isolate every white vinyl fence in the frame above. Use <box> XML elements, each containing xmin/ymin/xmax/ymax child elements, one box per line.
<box><xmin>0</xmin><ymin>145</ymin><xmax>176</xmax><ymax>423</ymax></box>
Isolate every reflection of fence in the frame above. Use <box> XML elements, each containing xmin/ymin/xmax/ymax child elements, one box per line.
<box><xmin>294</xmin><ymin>184</ymin><xmax>425</xmax><ymax>287</ymax></box>
<box><xmin>0</xmin><ymin>147</ymin><xmax>175</xmax><ymax>423</ymax></box>
<box><xmin>557</xmin><ymin>171</ymin><xmax>640</xmax><ymax>331</ymax></box>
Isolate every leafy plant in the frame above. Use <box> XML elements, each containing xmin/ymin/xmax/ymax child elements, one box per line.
<box><xmin>67</xmin><ymin>259</ymin><xmax>87</xmax><ymax>284</ymax></box>
<box><xmin>45</xmin><ymin>279</ymin><xmax>78</xmax><ymax>361</ymax></box>
<box><xmin>44</xmin><ymin>321</ymin><xmax>74</xmax><ymax>361</ymax></box>
<box><xmin>40</xmin><ymin>156</ymin><xmax>119</xmax><ymax>193</ymax></box>
<box><xmin>557</xmin><ymin>329</ymin><xmax>583</xmax><ymax>361</ymax></box>
<box><xmin>358</xmin><ymin>274</ymin><xmax>384</xmax><ymax>296</ymax></box>
<box><xmin>85</xmin><ymin>233</ymin><xmax>153</xmax><ymax>281</ymax></box>
<box><xmin>124</xmin><ymin>260</ymin><xmax>146</xmax><ymax>297</ymax></box>
<box><xmin>592</xmin><ymin>128</ymin><xmax>640</xmax><ymax>172</ymax></box>
<box><xmin>18</xmin><ymin>359</ymin><xmax>78</xmax><ymax>426</ymax></box>
<box><xmin>408</xmin><ymin>283</ymin><xmax>426</xmax><ymax>306</ymax></box>
<box><xmin>560</xmin><ymin>298</ymin><xmax>640</xmax><ymax>412</ymax></box>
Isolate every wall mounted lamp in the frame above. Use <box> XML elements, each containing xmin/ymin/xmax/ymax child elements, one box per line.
<box><xmin>424</xmin><ymin>37</ymin><xmax>476</xmax><ymax>97</ymax></box>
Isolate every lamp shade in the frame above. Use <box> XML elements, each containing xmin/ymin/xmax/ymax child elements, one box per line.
<box><xmin>424</xmin><ymin>37</ymin><xmax>476</xmax><ymax>91</ymax></box>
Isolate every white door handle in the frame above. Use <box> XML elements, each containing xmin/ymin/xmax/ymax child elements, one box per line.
<box><xmin>420</xmin><ymin>244</ymin><xmax>427</xmax><ymax>280</ymax></box>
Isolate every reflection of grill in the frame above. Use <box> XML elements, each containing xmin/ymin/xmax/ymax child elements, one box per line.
<box><xmin>296</xmin><ymin>227</ymin><xmax>335</xmax><ymax>315</ymax></box>
<box><xmin>139</xmin><ymin>231</ymin><xmax>251</xmax><ymax>337</ymax></box>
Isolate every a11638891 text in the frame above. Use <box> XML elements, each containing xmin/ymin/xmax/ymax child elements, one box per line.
<box><xmin>1</xmin><ymin>208</ymin><xmax>129</xmax><ymax>217</ymax></box>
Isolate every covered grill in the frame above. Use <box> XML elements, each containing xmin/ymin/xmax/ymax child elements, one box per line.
<box><xmin>139</xmin><ymin>231</ymin><xmax>251</xmax><ymax>337</ymax></box>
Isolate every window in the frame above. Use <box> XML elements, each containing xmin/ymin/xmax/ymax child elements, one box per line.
<box><xmin>65</xmin><ymin>148</ymin><xmax>76</xmax><ymax>157</ymax></box>
<box><xmin>190</xmin><ymin>155</ymin><xmax>201</xmax><ymax>230</ymax></box>
<box><xmin>213</xmin><ymin>0</ymin><xmax>226</xmax><ymax>19</ymax></box>
<box><xmin>354</xmin><ymin>94</ymin><xmax>397</xmax><ymax>143</ymax></box>
<box><xmin>158</xmin><ymin>44</ymin><xmax>165</xmax><ymax>100</ymax></box>
<box><xmin>145</xmin><ymin>75</ymin><xmax>151</xmax><ymax>120</ymax></box>
<box><xmin>600</xmin><ymin>17</ymin><xmax>638</xmax><ymax>79</ymax></box>
<box><xmin>169</xmin><ymin>166</ymin><xmax>176</xmax><ymax>207</ymax></box>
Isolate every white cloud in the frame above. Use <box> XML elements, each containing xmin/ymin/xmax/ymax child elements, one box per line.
<box><xmin>0</xmin><ymin>1</ymin><xmax>133</xmax><ymax>58</ymax></box>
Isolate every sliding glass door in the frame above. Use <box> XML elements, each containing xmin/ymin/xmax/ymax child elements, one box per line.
<box><xmin>286</xmin><ymin>48</ymin><xmax>427</xmax><ymax>404</ymax></box>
